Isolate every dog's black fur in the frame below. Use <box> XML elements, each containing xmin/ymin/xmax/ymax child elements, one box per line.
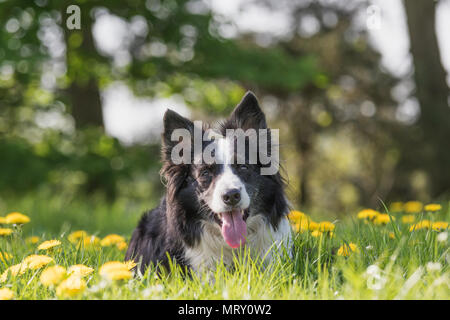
<box><xmin>125</xmin><ymin>92</ymin><xmax>288</xmax><ymax>273</ymax></box>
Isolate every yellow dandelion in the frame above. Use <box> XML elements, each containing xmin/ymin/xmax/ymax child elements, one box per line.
<box><xmin>337</xmin><ymin>243</ymin><xmax>358</xmax><ymax>257</ymax></box>
<box><xmin>0</xmin><ymin>252</ymin><xmax>12</xmax><ymax>263</ymax></box>
<box><xmin>0</xmin><ymin>228</ymin><xmax>13</xmax><ymax>236</ymax></box>
<box><xmin>401</xmin><ymin>215</ymin><xmax>415</xmax><ymax>224</ymax></box>
<box><xmin>26</xmin><ymin>236</ymin><xmax>40</xmax><ymax>244</ymax></box>
<box><xmin>388</xmin><ymin>232</ymin><xmax>396</xmax><ymax>239</ymax></box>
<box><xmin>293</xmin><ymin>218</ymin><xmax>312</xmax><ymax>233</ymax></box>
<box><xmin>68</xmin><ymin>230</ymin><xmax>88</xmax><ymax>244</ymax></box>
<box><xmin>308</xmin><ymin>221</ymin><xmax>320</xmax><ymax>231</ymax></box>
<box><xmin>0</xmin><ymin>288</ymin><xmax>14</xmax><ymax>300</ymax></box>
<box><xmin>424</xmin><ymin>204</ymin><xmax>442</xmax><ymax>212</ymax></box>
<box><xmin>124</xmin><ymin>260</ymin><xmax>137</xmax><ymax>270</ymax></box>
<box><xmin>82</xmin><ymin>235</ymin><xmax>100</xmax><ymax>247</ymax></box>
<box><xmin>431</xmin><ymin>221</ymin><xmax>448</xmax><ymax>232</ymax></box>
<box><xmin>0</xmin><ymin>217</ymin><xmax>6</xmax><ymax>224</ymax></box>
<box><xmin>102</xmin><ymin>269</ymin><xmax>132</xmax><ymax>281</ymax></box>
<box><xmin>99</xmin><ymin>261</ymin><xmax>133</xmax><ymax>280</ymax></box>
<box><xmin>357</xmin><ymin>209</ymin><xmax>379</xmax><ymax>220</ymax></box>
<box><xmin>404</xmin><ymin>201</ymin><xmax>423</xmax><ymax>213</ymax></box>
<box><xmin>56</xmin><ymin>275</ymin><xmax>86</xmax><ymax>298</ymax></box>
<box><xmin>100</xmin><ymin>234</ymin><xmax>125</xmax><ymax>247</ymax></box>
<box><xmin>311</xmin><ymin>230</ymin><xmax>322</xmax><ymax>238</ymax></box>
<box><xmin>0</xmin><ymin>262</ymin><xmax>28</xmax><ymax>282</ymax></box>
<box><xmin>23</xmin><ymin>254</ymin><xmax>53</xmax><ymax>269</ymax></box>
<box><xmin>373</xmin><ymin>214</ymin><xmax>394</xmax><ymax>225</ymax></box>
<box><xmin>409</xmin><ymin>220</ymin><xmax>431</xmax><ymax>232</ymax></box>
<box><xmin>99</xmin><ymin>261</ymin><xmax>126</xmax><ymax>271</ymax></box>
<box><xmin>116</xmin><ymin>241</ymin><xmax>128</xmax><ymax>251</ymax></box>
<box><xmin>38</xmin><ymin>240</ymin><xmax>61</xmax><ymax>251</ymax></box>
<box><xmin>318</xmin><ymin>221</ymin><xmax>335</xmax><ymax>232</ymax></box>
<box><xmin>40</xmin><ymin>266</ymin><xmax>66</xmax><ymax>286</ymax></box>
<box><xmin>389</xmin><ymin>202</ymin><xmax>403</xmax><ymax>212</ymax></box>
<box><xmin>5</xmin><ymin>212</ymin><xmax>30</xmax><ymax>224</ymax></box>
<box><xmin>288</xmin><ymin>210</ymin><xmax>308</xmax><ymax>222</ymax></box>
<box><xmin>68</xmin><ymin>264</ymin><xmax>94</xmax><ymax>277</ymax></box>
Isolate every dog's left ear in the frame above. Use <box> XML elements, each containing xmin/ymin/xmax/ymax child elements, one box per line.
<box><xmin>229</xmin><ymin>91</ymin><xmax>267</xmax><ymax>130</ymax></box>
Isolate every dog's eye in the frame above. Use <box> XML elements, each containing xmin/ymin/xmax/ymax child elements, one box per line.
<box><xmin>200</xmin><ymin>169</ymin><xmax>210</xmax><ymax>177</ymax></box>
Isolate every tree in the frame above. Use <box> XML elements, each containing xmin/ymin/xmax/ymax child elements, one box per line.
<box><xmin>402</xmin><ymin>0</ymin><xmax>450</xmax><ymax>198</ymax></box>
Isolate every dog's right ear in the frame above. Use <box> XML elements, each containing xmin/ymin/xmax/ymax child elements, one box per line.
<box><xmin>162</xmin><ymin>109</ymin><xmax>194</xmax><ymax>162</ymax></box>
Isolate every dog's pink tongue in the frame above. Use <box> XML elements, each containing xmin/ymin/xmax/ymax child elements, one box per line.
<box><xmin>221</xmin><ymin>210</ymin><xmax>247</xmax><ymax>248</ymax></box>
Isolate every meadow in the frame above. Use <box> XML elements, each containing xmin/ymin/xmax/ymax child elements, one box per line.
<box><xmin>0</xmin><ymin>192</ymin><xmax>448</xmax><ymax>300</ymax></box>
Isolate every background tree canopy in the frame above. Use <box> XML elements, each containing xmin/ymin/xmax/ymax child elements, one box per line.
<box><xmin>0</xmin><ymin>0</ymin><xmax>449</xmax><ymax>216</ymax></box>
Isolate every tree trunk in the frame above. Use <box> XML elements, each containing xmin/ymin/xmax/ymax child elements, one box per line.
<box><xmin>403</xmin><ymin>0</ymin><xmax>450</xmax><ymax>197</ymax></box>
<box><xmin>285</xmin><ymin>97</ymin><xmax>315</xmax><ymax>206</ymax></box>
<box><xmin>62</xmin><ymin>3</ymin><xmax>104</xmax><ymax>129</ymax></box>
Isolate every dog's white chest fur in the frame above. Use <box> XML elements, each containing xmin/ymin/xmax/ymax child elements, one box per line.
<box><xmin>184</xmin><ymin>215</ymin><xmax>292</xmax><ymax>272</ymax></box>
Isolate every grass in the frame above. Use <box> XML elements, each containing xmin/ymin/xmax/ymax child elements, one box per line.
<box><xmin>0</xmin><ymin>193</ymin><xmax>448</xmax><ymax>300</ymax></box>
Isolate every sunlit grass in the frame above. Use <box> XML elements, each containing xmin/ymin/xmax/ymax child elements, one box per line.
<box><xmin>0</xmin><ymin>195</ymin><xmax>448</xmax><ymax>300</ymax></box>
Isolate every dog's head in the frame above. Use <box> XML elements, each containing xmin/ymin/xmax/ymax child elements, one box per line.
<box><xmin>161</xmin><ymin>91</ymin><xmax>287</xmax><ymax>249</ymax></box>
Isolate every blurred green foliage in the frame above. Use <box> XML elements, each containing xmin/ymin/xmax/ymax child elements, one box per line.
<box><xmin>0</xmin><ymin>130</ymin><xmax>162</xmax><ymax>200</ymax></box>
<box><xmin>0</xmin><ymin>0</ymin><xmax>449</xmax><ymax>214</ymax></box>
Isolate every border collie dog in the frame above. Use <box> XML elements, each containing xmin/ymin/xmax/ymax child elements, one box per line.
<box><xmin>125</xmin><ymin>92</ymin><xmax>291</xmax><ymax>273</ymax></box>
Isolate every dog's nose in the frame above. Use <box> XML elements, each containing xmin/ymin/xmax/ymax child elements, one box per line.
<box><xmin>222</xmin><ymin>189</ymin><xmax>241</xmax><ymax>207</ymax></box>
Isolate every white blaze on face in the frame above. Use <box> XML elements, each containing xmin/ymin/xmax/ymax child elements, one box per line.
<box><xmin>210</xmin><ymin>136</ymin><xmax>250</xmax><ymax>213</ymax></box>
<box><xmin>209</xmin><ymin>136</ymin><xmax>250</xmax><ymax>248</ymax></box>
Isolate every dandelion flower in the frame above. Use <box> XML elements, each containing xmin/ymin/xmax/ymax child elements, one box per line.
<box><xmin>56</xmin><ymin>275</ymin><xmax>86</xmax><ymax>298</ymax></box>
<box><xmin>311</xmin><ymin>230</ymin><xmax>322</xmax><ymax>238</ymax></box>
<box><xmin>424</xmin><ymin>204</ymin><xmax>442</xmax><ymax>212</ymax></box>
<box><xmin>0</xmin><ymin>252</ymin><xmax>11</xmax><ymax>263</ymax></box>
<box><xmin>124</xmin><ymin>260</ymin><xmax>137</xmax><ymax>271</ymax></box>
<box><xmin>40</xmin><ymin>266</ymin><xmax>66</xmax><ymax>286</ymax></box>
<box><xmin>337</xmin><ymin>243</ymin><xmax>358</xmax><ymax>257</ymax></box>
<box><xmin>357</xmin><ymin>209</ymin><xmax>379</xmax><ymax>220</ymax></box>
<box><xmin>0</xmin><ymin>228</ymin><xmax>13</xmax><ymax>236</ymax></box>
<box><xmin>102</xmin><ymin>269</ymin><xmax>132</xmax><ymax>281</ymax></box>
<box><xmin>82</xmin><ymin>235</ymin><xmax>100</xmax><ymax>247</ymax></box>
<box><xmin>409</xmin><ymin>220</ymin><xmax>431</xmax><ymax>232</ymax></box>
<box><xmin>373</xmin><ymin>214</ymin><xmax>394</xmax><ymax>225</ymax></box>
<box><xmin>288</xmin><ymin>210</ymin><xmax>308</xmax><ymax>222</ymax></box>
<box><xmin>99</xmin><ymin>261</ymin><xmax>133</xmax><ymax>280</ymax></box>
<box><xmin>100</xmin><ymin>234</ymin><xmax>125</xmax><ymax>247</ymax></box>
<box><xmin>5</xmin><ymin>212</ymin><xmax>30</xmax><ymax>224</ymax></box>
<box><xmin>26</xmin><ymin>236</ymin><xmax>40</xmax><ymax>244</ymax></box>
<box><xmin>38</xmin><ymin>240</ymin><xmax>61</xmax><ymax>251</ymax></box>
<box><xmin>293</xmin><ymin>218</ymin><xmax>312</xmax><ymax>233</ymax></box>
<box><xmin>401</xmin><ymin>215</ymin><xmax>415</xmax><ymax>224</ymax></box>
<box><xmin>0</xmin><ymin>217</ymin><xmax>6</xmax><ymax>224</ymax></box>
<box><xmin>431</xmin><ymin>221</ymin><xmax>448</xmax><ymax>232</ymax></box>
<box><xmin>318</xmin><ymin>221</ymin><xmax>335</xmax><ymax>232</ymax></box>
<box><xmin>68</xmin><ymin>230</ymin><xmax>88</xmax><ymax>244</ymax></box>
<box><xmin>116</xmin><ymin>241</ymin><xmax>128</xmax><ymax>251</ymax></box>
<box><xmin>388</xmin><ymin>232</ymin><xmax>395</xmax><ymax>239</ymax></box>
<box><xmin>0</xmin><ymin>288</ymin><xmax>14</xmax><ymax>300</ymax></box>
<box><xmin>68</xmin><ymin>264</ymin><xmax>94</xmax><ymax>277</ymax></box>
<box><xmin>389</xmin><ymin>202</ymin><xmax>403</xmax><ymax>213</ymax></box>
<box><xmin>0</xmin><ymin>263</ymin><xmax>28</xmax><ymax>282</ymax></box>
<box><xmin>404</xmin><ymin>201</ymin><xmax>423</xmax><ymax>213</ymax></box>
<box><xmin>308</xmin><ymin>221</ymin><xmax>319</xmax><ymax>231</ymax></box>
<box><xmin>23</xmin><ymin>255</ymin><xmax>53</xmax><ymax>269</ymax></box>
<box><xmin>99</xmin><ymin>261</ymin><xmax>126</xmax><ymax>271</ymax></box>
